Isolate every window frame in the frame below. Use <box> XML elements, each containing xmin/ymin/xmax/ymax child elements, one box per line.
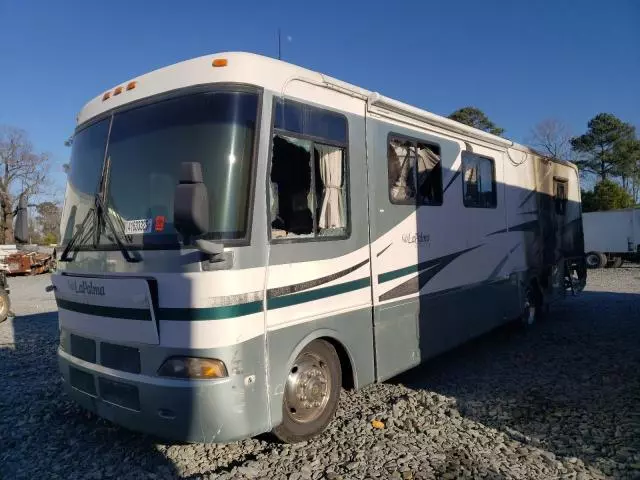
<box><xmin>63</xmin><ymin>83</ymin><xmax>263</xmax><ymax>251</ymax></box>
<box><xmin>460</xmin><ymin>151</ymin><xmax>498</xmax><ymax>209</ymax></box>
<box><xmin>267</xmin><ymin>96</ymin><xmax>351</xmax><ymax>244</ymax></box>
<box><xmin>386</xmin><ymin>132</ymin><xmax>444</xmax><ymax>207</ymax></box>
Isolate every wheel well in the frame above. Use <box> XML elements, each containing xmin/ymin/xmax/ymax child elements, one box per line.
<box><xmin>321</xmin><ymin>337</ymin><xmax>354</xmax><ymax>390</ymax></box>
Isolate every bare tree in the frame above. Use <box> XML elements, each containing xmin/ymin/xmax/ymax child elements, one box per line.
<box><xmin>35</xmin><ymin>201</ymin><xmax>62</xmax><ymax>243</ymax></box>
<box><xmin>528</xmin><ymin>118</ymin><xmax>572</xmax><ymax>161</ymax></box>
<box><xmin>0</xmin><ymin>126</ymin><xmax>51</xmax><ymax>244</ymax></box>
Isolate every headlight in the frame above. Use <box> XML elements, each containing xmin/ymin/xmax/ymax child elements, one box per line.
<box><xmin>157</xmin><ymin>357</ymin><xmax>228</xmax><ymax>379</ymax></box>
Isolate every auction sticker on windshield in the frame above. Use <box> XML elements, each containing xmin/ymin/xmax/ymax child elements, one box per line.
<box><xmin>125</xmin><ymin>218</ymin><xmax>153</xmax><ymax>235</ymax></box>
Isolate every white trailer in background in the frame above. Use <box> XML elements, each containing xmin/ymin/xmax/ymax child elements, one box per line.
<box><xmin>583</xmin><ymin>209</ymin><xmax>640</xmax><ymax>268</ymax></box>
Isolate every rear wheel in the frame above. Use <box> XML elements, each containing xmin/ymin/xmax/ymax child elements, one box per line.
<box><xmin>608</xmin><ymin>256</ymin><xmax>623</xmax><ymax>268</ymax></box>
<box><xmin>585</xmin><ymin>252</ymin><xmax>606</xmax><ymax>269</ymax></box>
<box><xmin>0</xmin><ymin>289</ymin><xmax>10</xmax><ymax>323</ymax></box>
<box><xmin>272</xmin><ymin>339</ymin><xmax>341</xmax><ymax>443</ymax></box>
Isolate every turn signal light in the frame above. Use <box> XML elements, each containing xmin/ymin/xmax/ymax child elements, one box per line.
<box><xmin>157</xmin><ymin>357</ymin><xmax>228</xmax><ymax>379</ymax></box>
<box><xmin>102</xmin><ymin>92</ymin><xmax>111</xmax><ymax>101</ymax></box>
<box><xmin>212</xmin><ymin>58</ymin><xmax>228</xmax><ymax>67</ymax></box>
<box><xmin>113</xmin><ymin>86</ymin><xmax>123</xmax><ymax>96</ymax></box>
<box><xmin>126</xmin><ymin>81</ymin><xmax>137</xmax><ymax>91</ymax></box>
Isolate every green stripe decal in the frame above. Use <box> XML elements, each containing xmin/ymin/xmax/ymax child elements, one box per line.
<box><xmin>57</xmin><ymin>277</ymin><xmax>372</xmax><ymax>321</ymax></box>
<box><xmin>267</xmin><ymin>277</ymin><xmax>371</xmax><ymax>310</ymax></box>
<box><xmin>56</xmin><ymin>298</ymin><xmax>152</xmax><ymax>321</ymax></box>
<box><xmin>379</xmin><ymin>263</ymin><xmax>424</xmax><ymax>284</ymax></box>
<box><xmin>157</xmin><ymin>301</ymin><xmax>263</xmax><ymax>321</ymax></box>
<box><xmin>378</xmin><ymin>246</ymin><xmax>482</xmax><ymax>284</ymax></box>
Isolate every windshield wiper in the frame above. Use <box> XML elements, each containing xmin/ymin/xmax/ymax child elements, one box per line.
<box><xmin>59</xmin><ymin>207</ymin><xmax>97</xmax><ymax>262</ymax></box>
<box><xmin>94</xmin><ymin>193</ymin><xmax>141</xmax><ymax>263</ymax></box>
<box><xmin>60</xmin><ymin>154</ymin><xmax>141</xmax><ymax>263</ymax></box>
<box><xmin>58</xmin><ymin>195</ymin><xmax>141</xmax><ymax>263</ymax></box>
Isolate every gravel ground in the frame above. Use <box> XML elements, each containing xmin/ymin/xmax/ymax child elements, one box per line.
<box><xmin>1</xmin><ymin>267</ymin><xmax>639</xmax><ymax>479</ymax></box>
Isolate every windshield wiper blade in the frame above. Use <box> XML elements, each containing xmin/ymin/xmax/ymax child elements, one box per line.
<box><xmin>94</xmin><ymin>193</ymin><xmax>141</xmax><ymax>263</ymax></box>
<box><xmin>59</xmin><ymin>207</ymin><xmax>96</xmax><ymax>262</ymax></box>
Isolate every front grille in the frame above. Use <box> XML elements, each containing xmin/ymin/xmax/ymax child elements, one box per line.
<box><xmin>70</xmin><ymin>334</ymin><xmax>96</xmax><ymax>363</ymax></box>
<box><xmin>98</xmin><ymin>378</ymin><xmax>140</xmax><ymax>411</ymax></box>
<box><xmin>69</xmin><ymin>366</ymin><xmax>96</xmax><ymax>396</ymax></box>
<box><xmin>100</xmin><ymin>342</ymin><xmax>141</xmax><ymax>374</ymax></box>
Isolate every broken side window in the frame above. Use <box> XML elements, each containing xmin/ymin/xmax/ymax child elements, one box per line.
<box><xmin>388</xmin><ymin>136</ymin><xmax>442</xmax><ymax>205</ymax></box>
<box><xmin>270</xmin><ymin>99</ymin><xmax>349</xmax><ymax>241</ymax></box>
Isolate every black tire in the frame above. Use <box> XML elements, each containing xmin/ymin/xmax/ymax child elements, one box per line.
<box><xmin>598</xmin><ymin>253</ymin><xmax>608</xmax><ymax>267</ymax></box>
<box><xmin>608</xmin><ymin>256</ymin><xmax>623</xmax><ymax>268</ymax></box>
<box><xmin>272</xmin><ymin>339</ymin><xmax>341</xmax><ymax>443</ymax></box>
<box><xmin>0</xmin><ymin>288</ymin><xmax>10</xmax><ymax>323</ymax></box>
<box><xmin>585</xmin><ymin>252</ymin><xmax>605</xmax><ymax>269</ymax></box>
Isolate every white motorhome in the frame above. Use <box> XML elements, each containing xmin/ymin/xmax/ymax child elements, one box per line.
<box><xmin>583</xmin><ymin>208</ymin><xmax>640</xmax><ymax>268</ymax></box>
<box><xmin>53</xmin><ymin>52</ymin><xmax>586</xmax><ymax>444</ymax></box>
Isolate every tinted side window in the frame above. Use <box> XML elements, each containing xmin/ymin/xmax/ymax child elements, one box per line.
<box><xmin>388</xmin><ymin>136</ymin><xmax>442</xmax><ymax>205</ymax></box>
<box><xmin>462</xmin><ymin>152</ymin><xmax>497</xmax><ymax>208</ymax></box>
<box><xmin>274</xmin><ymin>98</ymin><xmax>347</xmax><ymax>144</ymax></box>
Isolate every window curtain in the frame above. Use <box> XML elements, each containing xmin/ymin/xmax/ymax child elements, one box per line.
<box><xmin>464</xmin><ymin>161</ymin><xmax>478</xmax><ymax>201</ymax></box>
<box><xmin>390</xmin><ymin>143</ymin><xmax>415</xmax><ymax>201</ymax></box>
<box><xmin>416</xmin><ymin>146</ymin><xmax>440</xmax><ymax>190</ymax></box>
<box><xmin>316</xmin><ymin>144</ymin><xmax>345</xmax><ymax>229</ymax></box>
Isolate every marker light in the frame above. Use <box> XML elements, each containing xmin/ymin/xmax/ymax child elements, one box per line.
<box><xmin>113</xmin><ymin>86</ymin><xmax>124</xmax><ymax>96</ymax></box>
<box><xmin>212</xmin><ymin>58</ymin><xmax>228</xmax><ymax>67</ymax></box>
<box><xmin>126</xmin><ymin>81</ymin><xmax>137</xmax><ymax>91</ymax></box>
<box><xmin>102</xmin><ymin>92</ymin><xmax>111</xmax><ymax>101</ymax></box>
<box><xmin>157</xmin><ymin>357</ymin><xmax>228</xmax><ymax>379</ymax></box>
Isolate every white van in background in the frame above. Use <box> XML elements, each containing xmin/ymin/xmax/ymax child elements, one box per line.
<box><xmin>583</xmin><ymin>208</ymin><xmax>640</xmax><ymax>268</ymax></box>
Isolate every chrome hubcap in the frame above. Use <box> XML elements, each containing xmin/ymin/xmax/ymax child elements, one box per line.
<box><xmin>284</xmin><ymin>352</ymin><xmax>331</xmax><ymax>424</ymax></box>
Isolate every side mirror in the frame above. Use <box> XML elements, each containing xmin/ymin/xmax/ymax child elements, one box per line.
<box><xmin>14</xmin><ymin>195</ymin><xmax>29</xmax><ymax>244</ymax></box>
<box><xmin>173</xmin><ymin>162</ymin><xmax>209</xmax><ymax>242</ymax></box>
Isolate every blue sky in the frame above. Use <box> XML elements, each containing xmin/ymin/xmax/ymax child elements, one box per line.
<box><xmin>1</xmin><ymin>0</ymin><xmax>638</xmax><ymax>198</ymax></box>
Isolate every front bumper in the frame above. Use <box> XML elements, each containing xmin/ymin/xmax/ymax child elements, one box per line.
<box><xmin>58</xmin><ymin>348</ymin><xmax>268</xmax><ymax>443</ymax></box>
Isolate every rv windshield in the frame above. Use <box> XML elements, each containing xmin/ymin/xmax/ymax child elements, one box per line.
<box><xmin>61</xmin><ymin>89</ymin><xmax>259</xmax><ymax>249</ymax></box>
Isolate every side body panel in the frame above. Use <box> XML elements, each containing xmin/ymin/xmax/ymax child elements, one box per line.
<box><xmin>262</xmin><ymin>84</ymin><xmax>375</xmax><ymax>427</ymax></box>
<box><xmin>366</xmin><ymin>110</ymin><xmax>520</xmax><ymax>382</ymax></box>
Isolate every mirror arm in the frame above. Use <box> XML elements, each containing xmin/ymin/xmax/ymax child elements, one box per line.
<box><xmin>195</xmin><ymin>239</ymin><xmax>233</xmax><ymax>270</ymax></box>
<box><xmin>195</xmin><ymin>238</ymin><xmax>224</xmax><ymax>256</ymax></box>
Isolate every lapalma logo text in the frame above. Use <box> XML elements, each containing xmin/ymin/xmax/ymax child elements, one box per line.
<box><xmin>68</xmin><ymin>279</ymin><xmax>105</xmax><ymax>296</ymax></box>
<box><xmin>402</xmin><ymin>232</ymin><xmax>430</xmax><ymax>245</ymax></box>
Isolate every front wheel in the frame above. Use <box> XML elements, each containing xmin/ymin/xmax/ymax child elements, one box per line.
<box><xmin>0</xmin><ymin>288</ymin><xmax>10</xmax><ymax>323</ymax></box>
<box><xmin>585</xmin><ymin>252</ymin><xmax>606</xmax><ymax>269</ymax></box>
<box><xmin>272</xmin><ymin>339</ymin><xmax>341</xmax><ymax>443</ymax></box>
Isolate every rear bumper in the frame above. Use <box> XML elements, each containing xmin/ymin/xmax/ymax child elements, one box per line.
<box><xmin>58</xmin><ymin>348</ymin><xmax>269</xmax><ymax>443</ymax></box>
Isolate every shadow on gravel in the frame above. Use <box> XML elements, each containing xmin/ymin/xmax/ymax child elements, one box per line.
<box><xmin>0</xmin><ymin>312</ymin><xmax>181</xmax><ymax>479</ymax></box>
<box><xmin>390</xmin><ymin>290</ymin><xmax>640</xmax><ymax>478</ymax></box>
